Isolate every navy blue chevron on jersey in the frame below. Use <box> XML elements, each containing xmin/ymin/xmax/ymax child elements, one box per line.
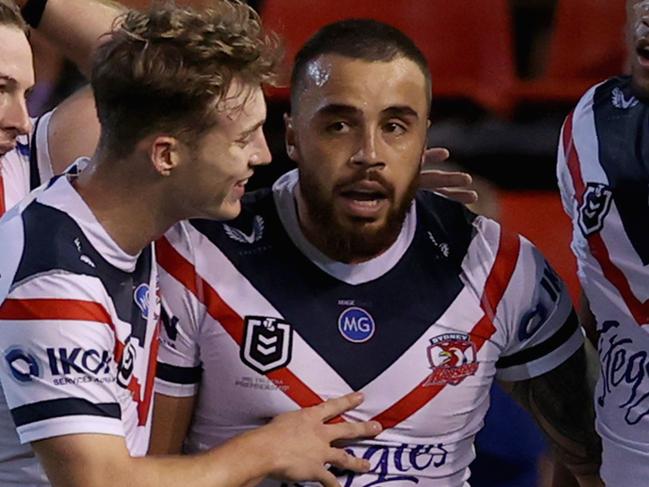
<box><xmin>157</xmin><ymin>169</ymin><xmax>583</xmax><ymax>487</ymax></box>
<box><xmin>557</xmin><ymin>76</ymin><xmax>649</xmax><ymax>486</ymax></box>
<box><xmin>0</xmin><ymin>170</ymin><xmax>160</xmax><ymax>486</ymax></box>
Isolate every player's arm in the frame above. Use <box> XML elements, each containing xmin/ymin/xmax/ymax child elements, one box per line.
<box><xmin>33</xmin><ymin>392</ymin><xmax>380</xmax><ymax>487</ymax></box>
<box><xmin>149</xmin><ymin>393</ymin><xmax>196</xmax><ymax>455</ymax></box>
<box><xmin>500</xmin><ymin>342</ymin><xmax>602</xmax><ymax>487</ymax></box>
<box><xmin>16</xmin><ymin>0</ymin><xmax>125</xmax><ymax>77</ymax></box>
<box><xmin>15</xmin><ymin>0</ymin><xmax>123</xmax><ymax>172</ymax></box>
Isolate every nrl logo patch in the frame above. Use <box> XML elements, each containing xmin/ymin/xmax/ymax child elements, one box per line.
<box><xmin>241</xmin><ymin>316</ymin><xmax>292</xmax><ymax>374</ymax></box>
<box><xmin>578</xmin><ymin>183</ymin><xmax>613</xmax><ymax>237</ymax></box>
<box><xmin>424</xmin><ymin>333</ymin><xmax>478</xmax><ymax>386</ymax></box>
<box><xmin>224</xmin><ymin>215</ymin><xmax>264</xmax><ymax>244</ymax></box>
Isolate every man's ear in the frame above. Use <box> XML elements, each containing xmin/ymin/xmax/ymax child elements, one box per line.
<box><xmin>148</xmin><ymin>136</ymin><xmax>182</xmax><ymax>177</ymax></box>
<box><xmin>284</xmin><ymin>113</ymin><xmax>299</xmax><ymax>162</ymax></box>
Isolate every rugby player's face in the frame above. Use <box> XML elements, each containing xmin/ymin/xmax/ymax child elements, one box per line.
<box><xmin>189</xmin><ymin>84</ymin><xmax>271</xmax><ymax>220</ymax></box>
<box><xmin>628</xmin><ymin>0</ymin><xmax>649</xmax><ymax>98</ymax></box>
<box><xmin>286</xmin><ymin>54</ymin><xmax>429</xmax><ymax>262</ymax></box>
<box><xmin>0</xmin><ymin>26</ymin><xmax>33</xmax><ymax>157</ymax></box>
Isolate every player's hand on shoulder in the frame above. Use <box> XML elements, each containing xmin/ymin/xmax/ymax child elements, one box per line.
<box><xmin>419</xmin><ymin>148</ymin><xmax>478</xmax><ymax>205</ymax></box>
<box><xmin>262</xmin><ymin>392</ymin><xmax>381</xmax><ymax>487</ymax></box>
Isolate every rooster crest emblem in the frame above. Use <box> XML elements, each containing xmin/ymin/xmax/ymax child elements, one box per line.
<box><xmin>424</xmin><ymin>333</ymin><xmax>479</xmax><ymax>386</ymax></box>
<box><xmin>223</xmin><ymin>215</ymin><xmax>265</xmax><ymax>244</ymax></box>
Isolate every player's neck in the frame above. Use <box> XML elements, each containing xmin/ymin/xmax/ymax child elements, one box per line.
<box><xmin>72</xmin><ymin>154</ymin><xmax>177</xmax><ymax>256</ymax></box>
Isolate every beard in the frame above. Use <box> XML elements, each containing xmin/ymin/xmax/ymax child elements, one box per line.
<box><xmin>297</xmin><ymin>168</ymin><xmax>419</xmax><ymax>263</ymax></box>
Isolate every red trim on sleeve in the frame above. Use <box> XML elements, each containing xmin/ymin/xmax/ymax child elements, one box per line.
<box><xmin>0</xmin><ymin>298</ymin><xmax>113</xmax><ymax>326</ymax></box>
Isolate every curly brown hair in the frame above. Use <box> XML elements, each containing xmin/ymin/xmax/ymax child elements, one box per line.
<box><xmin>91</xmin><ymin>0</ymin><xmax>281</xmax><ymax>158</ymax></box>
<box><xmin>0</xmin><ymin>0</ymin><xmax>27</xmax><ymax>32</ymax></box>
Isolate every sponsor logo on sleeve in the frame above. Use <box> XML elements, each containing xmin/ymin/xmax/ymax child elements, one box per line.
<box><xmin>241</xmin><ymin>316</ymin><xmax>292</xmax><ymax>374</ymax></box>
<box><xmin>424</xmin><ymin>333</ymin><xmax>478</xmax><ymax>386</ymax></box>
<box><xmin>4</xmin><ymin>347</ymin><xmax>41</xmax><ymax>383</ymax></box>
<box><xmin>134</xmin><ymin>284</ymin><xmax>150</xmax><ymax>319</ymax></box>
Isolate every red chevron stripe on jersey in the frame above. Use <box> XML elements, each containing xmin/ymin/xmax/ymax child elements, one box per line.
<box><xmin>563</xmin><ymin>112</ymin><xmax>649</xmax><ymax>325</ymax></box>
<box><xmin>158</xmin><ymin>229</ymin><xmax>520</xmax><ymax>430</ymax></box>
<box><xmin>371</xmin><ymin>230</ymin><xmax>520</xmax><ymax>429</ymax></box>
<box><xmin>156</xmin><ymin>237</ymin><xmax>328</xmax><ymax>412</ymax></box>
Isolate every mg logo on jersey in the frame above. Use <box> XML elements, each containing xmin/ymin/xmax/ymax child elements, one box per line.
<box><xmin>338</xmin><ymin>307</ymin><xmax>375</xmax><ymax>343</ymax></box>
<box><xmin>224</xmin><ymin>215</ymin><xmax>265</xmax><ymax>244</ymax></box>
<box><xmin>4</xmin><ymin>347</ymin><xmax>41</xmax><ymax>383</ymax></box>
<box><xmin>241</xmin><ymin>316</ymin><xmax>292</xmax><ymax>374</ymax></box>
<box><xmin>578</xmin><ymin>183</ymin><xmax>613</xmax><ymax>237</ymax></box>
<box><xmin>425</xmin><ymin>333</ymin><xmax>478</xmax><ymax>386</ymax></box>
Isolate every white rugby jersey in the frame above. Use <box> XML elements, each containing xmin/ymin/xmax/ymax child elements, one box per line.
<box><xmin>0</xmin><ymin>111</ymin><xmax>54</xmax><ymax>216</ymax></box>
<box><xmin>156</xmin><ymin>169</ymin><xmax>584</xmax><ymax>487</ymax></box>
<box><xmin>557</xmin><ymin>76</ymin><xmax>649</xmax><ymax>487</ymax></box>
<box><xmin>0</xmin><ymin>169</ymin><xmax>160</xmax><ymax>486</ymax></box>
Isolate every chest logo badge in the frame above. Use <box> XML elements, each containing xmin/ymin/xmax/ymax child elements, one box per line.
<box><xmin>611</xmin><ymin>87</ymin><xmax>639</xmax><ymax>110</ymax></box>
<box><xmin>224</xmin><ymin>215</ymin><xmax>264</xmax><ymax>244</ymax></box>
<box><xmin>578</xmin><ymin>183</ymin><xmax>613</xmax><ymax>237</ymax></box>
<box><xmin>338</xmin><ymin>307</ymin><xmax>375</xmax><ymax>343</ymax></box>
<box><xmin>241</xmin><ymin>316</ymin><xmax>292</xmax><ymax>374</ymax></box>
<box><xmin>425</xmin><ymin>333</ymin><xmax>478</xmax><ymax>386</ymax></box>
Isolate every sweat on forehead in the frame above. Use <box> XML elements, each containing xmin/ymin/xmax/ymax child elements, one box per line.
<box><xmin>289</xmin><ymin>19</ymin><xmax>432</xmax><ymax>108</ymax></box>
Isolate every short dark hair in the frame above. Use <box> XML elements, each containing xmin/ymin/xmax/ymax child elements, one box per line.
<box><xmin>91</xmin><ymin>0</ymin><xmax>281</xmax><ymax>158</ymax></box>
<box><xmin>0</xmin><ymin>0</ymin><xmax>28</xmax><ymax>33</ymax></box>
<box><xmin>290</xmin><ymin>18</ymin><xmax>431</xmax><ymax>109</ymax></box>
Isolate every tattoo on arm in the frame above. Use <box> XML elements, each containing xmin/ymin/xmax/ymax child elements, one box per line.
<box><xmin>507</xmin><ymin>343</ymin><xmax>602</xmax><ymax>477</ymax></box>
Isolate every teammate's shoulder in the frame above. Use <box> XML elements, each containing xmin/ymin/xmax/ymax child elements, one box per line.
<box><xmin>576</xmin><ymin>76</ymin><xmax>639</xmax><ymax>114</ymax></box>
<box><xmin>415</xmin><ymin>189</ymin><xmax>478</xmax><ymax>228</ymax></box>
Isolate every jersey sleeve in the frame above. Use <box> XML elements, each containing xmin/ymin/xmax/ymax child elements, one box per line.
<box><xmin>32</xmin><ymin>110</ymin><xmax>55</xmax><ymax>184</ymax></box>
<box><xmin>494</xmin><ymin>234</ymin><xmax>584</xmax><ymax>382</ymax></box>
<box><xmin>154</xmin><ymin>223</ymin><xmax>204</xmax><ymax>398</ymax></box>
<box><xmin>0</xmin><ymin>272</ymin><xmax>125</xmax><ymax>445</ymax></box>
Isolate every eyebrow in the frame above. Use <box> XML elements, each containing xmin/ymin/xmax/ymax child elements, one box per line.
<box><xmin>0</xmin><ymin>74</ymin><xmax>34</xmax><ymax>93</ymax></box>
<box><xmin>316</xmin><ymin>104</ymin><xmax>362</xmax><ymax>117</ymax></box>
<box><xmin>237</xmin><ymin>119</ymin><xmax>265</xmax><ymax>139</ymax></box>
<box><xmin>383</xmin><ymin>105</ymin><xmax>420</xmax><ymax>120</ymax></box>
<box><xmin>316</xmin><ymin>103</ymin><xmax>420</xmax><ymax>120</ymax></box>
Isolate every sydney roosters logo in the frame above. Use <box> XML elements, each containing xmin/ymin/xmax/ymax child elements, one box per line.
<box><xmin>424</xmin><ymin>333</ymin><xmax>478</xmax><ymax>386</ymax></box>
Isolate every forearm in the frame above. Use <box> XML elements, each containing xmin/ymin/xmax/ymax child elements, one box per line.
<box><xmin>134</xmin><ymin>430</ymin><xmax>273</xmax><ymax>487</ymax></box>
<box><xmin>507</xmin><ymin>343</ymin><xmax>602</xmax><ymax>479</ymax></box>
<box><xmin>35</xmin><ymin>430</ymin><xmax>273</xmax><ymax>487</ymax></box>
<box><xmin>18</xmin><ymin>0</ymin><xmax>126</xmax><ymax>77</ymax></box>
